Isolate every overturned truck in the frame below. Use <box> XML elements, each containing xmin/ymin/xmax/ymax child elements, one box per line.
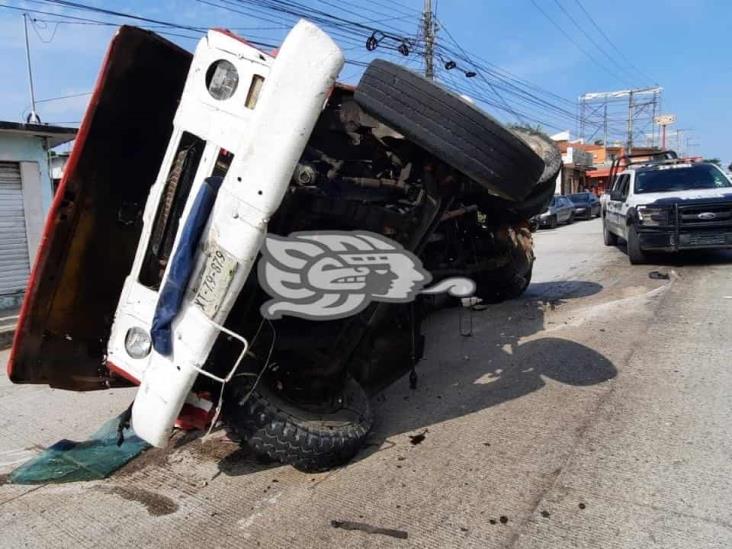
<box><xmin>8</xmin><ymin>22</ymin><xmax>561</xmax><ymax>471</ymax></box>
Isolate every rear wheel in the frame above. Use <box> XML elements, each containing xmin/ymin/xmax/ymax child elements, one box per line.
<box><xmin>626</xmin><ymin>225</ymin><xmax>648</xmax><ymax>265</ymax></box>
<box><xmin>603</xmin><ymin>218</ymin><xmax>617</xmax><ymax>246</ymax></box>
<box><xmin>224</xmin><ymin>375</ymin><xmax>372</xmax><ymax>472</ymax></box>
<box><xmin>474</xmin><ymin>225</ymin><xmax>534</xmax><ymax>303</ymax></box>
<box><xmin>355</xmin><ymin>60</ymin><xmax>543</xmax><ymax>201</ymax></box>
<box><xmin>476</xmin><ymin>265</ymin><xmax>533</xmax><ymax>303</ymax></box>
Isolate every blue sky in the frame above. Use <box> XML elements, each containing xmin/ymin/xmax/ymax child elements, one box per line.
<box><xmin>0</xmin><ymin>0</ymin><xmax>730</xmax><ymax>164</ymax></box>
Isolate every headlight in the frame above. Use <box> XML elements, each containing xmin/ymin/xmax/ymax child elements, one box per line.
<box><xmin>125</xmin><ymin>327</ymin><xmax>151</xmax><ymax>359</ymax></box>
<box><xmin>637</xmin><ymin>206</ymin><xmax>670</xmax><ymax>226</ymax></box>
<box><xmin>205</xmin><ymin>59</ymin><xmax>239</xmax><ymax>100</ymax></box>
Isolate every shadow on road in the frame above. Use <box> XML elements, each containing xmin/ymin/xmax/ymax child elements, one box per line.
<box><xmin>357</xmin><ymin>278</ymin><xmax>616</xmax><ymax>454</ymax></box>
<box><xmin>524</xmin><ymin>280</ymin><xmax>603</xmax><ymax>301</ymax></box>
<box><xmin>201</xmin><ymin>280</ymin><xmax>614</xmax><ymax>477</ymax></box>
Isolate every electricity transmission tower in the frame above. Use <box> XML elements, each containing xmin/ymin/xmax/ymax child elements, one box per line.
<box><xmin>579</xmin><ymin>87</ymin><xmax>662</xmax><ymax>154</ymax></box>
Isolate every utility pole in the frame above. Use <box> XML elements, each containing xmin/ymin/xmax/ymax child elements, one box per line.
<box><xmin>23</xmin><ymin>13</ymin><xmax>41</xmax><ymax>124</ymax></box>
<box><xmin>422</xmin><ymin>0</ymin><xmax>435</xmax><ymax>80</ymax></box>
<box><xmin>626</xmin><ymin>90</ymin><xmax>634</xmax><ymax>154</ymax></box>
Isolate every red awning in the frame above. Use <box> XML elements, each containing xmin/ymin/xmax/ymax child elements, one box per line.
<box><xmin>586</xmin><ymin>167</ymin><xmax>611</xmax><ymax>178</ymax></box>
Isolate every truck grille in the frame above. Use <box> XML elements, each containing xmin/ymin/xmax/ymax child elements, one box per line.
<box><xmin>678</xmin><ymin>203</ymin><xmax>732</xmax><ymax>228</ymax></box>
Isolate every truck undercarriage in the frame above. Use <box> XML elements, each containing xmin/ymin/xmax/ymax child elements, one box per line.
<box><xmin>8</xmin><ymin>24</ymin><xmax>560</xmax><ymax>471</ymax></box>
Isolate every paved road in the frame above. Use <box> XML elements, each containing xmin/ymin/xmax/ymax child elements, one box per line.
<box><xmin>1</xmin><ymin>218</ymin><xmax>731</xmax><ymax>548</ymax></box>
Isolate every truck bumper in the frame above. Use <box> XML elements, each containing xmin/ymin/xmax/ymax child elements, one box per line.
<box><xmin>639</xmin><ymin>230</ymin><xmax>732</xmax><ymax>251</ymax></box>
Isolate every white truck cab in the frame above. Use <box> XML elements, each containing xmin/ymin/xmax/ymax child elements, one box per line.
<box><xmin>104</xmin><ymin>22</ymin><xmax>344</xmax><ymax>446</ymax></box>
<box><xmin>601</xmin><ymin>153</ymin><xmax>732</xmax><ymax>264</ymax></box>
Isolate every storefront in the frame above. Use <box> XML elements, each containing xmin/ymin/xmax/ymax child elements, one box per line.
<box><xmin>0</xmin><ymin>122</ymin><xmax>76</xmax><ymax>309</ymax></box>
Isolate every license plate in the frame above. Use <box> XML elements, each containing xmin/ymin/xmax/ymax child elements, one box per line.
<box><xmin>193</xmin><ymin>243</ymin><xmax>238</xmax><ymax>318</ymax></box>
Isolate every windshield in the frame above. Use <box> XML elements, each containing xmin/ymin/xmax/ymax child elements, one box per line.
<box><xmin>569</xmin><ymin>193</ymin><xmax>591</xmax><ymax>203</ymax></box>
<box><xmin>634</xmin><ymin>164</ymin><xmax>732</xmax><ymax>194</ymax></box>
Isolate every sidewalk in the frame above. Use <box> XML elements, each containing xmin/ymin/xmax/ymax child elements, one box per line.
<box><xmin>0</xmin><ymin>306</ymin><xmax>19</xmax><ymax>350</ymax></box>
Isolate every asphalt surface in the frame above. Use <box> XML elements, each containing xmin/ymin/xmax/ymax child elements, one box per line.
<box><xmin>1</xmin><ymin>218</ymin><xmax>731</xmax><ymax>548</ymax></box>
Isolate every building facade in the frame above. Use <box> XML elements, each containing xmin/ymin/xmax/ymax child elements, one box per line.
<box><xmin>0</xmin><ymin>122</ymin><xmax>76</xmax><ymax>309</ymax></box>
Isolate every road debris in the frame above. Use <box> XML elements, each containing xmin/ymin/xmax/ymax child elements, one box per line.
<box><xmin>331</xmin><ymin>520</ymin><xmax>408</xmax><ymax>539</ymax></box>
<box><xmin>409</xmin><ymin>430</ymin><xmax>428</xmax><ymax>445</ymax></box>
<box><xmin>8</xmin><ymin>412</ymin><xmax>149</xmax><ymax>484</ymax></box>
<box><xmin>648</xmin><ymin>271</ymin><xmax>670</xmax><ymax>280</ymax></box>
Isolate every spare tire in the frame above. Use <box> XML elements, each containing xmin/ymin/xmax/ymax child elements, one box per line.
<box><xmin>224</xmin><ymin>375</ymin><xmax>372</xmax><ymax>472</ymax></box>
<box><xmin>507</xmin><ymin>175</ymin><xmax>557</xmax><ymax>219</ymax></box>
<box><xmin>509</xmin><ymin>127</ymin><xmax>562</xmax><ymax>185</ymax></box>
<box><xmin>355</xmin><ymin>60</ymin><xmax>544</xmax><ymax>201</ymax></box>
<box><xmin>475</xmin><ymin>128</ymin><xmax>561</xmax><ymax>220</ymax></box>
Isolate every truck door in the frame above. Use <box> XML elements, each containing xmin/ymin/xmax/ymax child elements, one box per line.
<box><xmin>615</xmin><ymin>175</ymin><xmax>632</xmax><ymax>239</ymax></box>
<box><xmin>607</xmin><ymin>174</ymin><xmax>628</xmax><ymax>234</ymax></box>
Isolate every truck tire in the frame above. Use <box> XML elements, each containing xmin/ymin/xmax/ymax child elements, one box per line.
<box><xmin>626</xmin><ymin>225</ymin><xmax>648</xmax><ymax>265</ymax></box>
<box><xmin>355</xmin><ymin>60</ymin><xmax>543</xmax><ymax>201</ymax></box>
<box><xmin>224</xmin><ymin>375</ymin><xmax>372</xmax><ymax>472</ymax></box>
<box><xmin>603</xmin><ymin>218</ymin><xmax>617</xmax><ymax>246</ymax></box>
<box><xmin>474</xmin><ymin>225</ymin><xmax>534</xmax><ymax>303</ymax></box>
<box><xmin>476</xmin><ymin>264</ymin><xmax>533</xmax><ymax>303</ymax></box>
<box><xmin>486</xmin><ymin>174</ymin><xmax>556</xmax><ymax>220</ymax></box>
<box><xmin>510</xmin><ymin>127</ymin><xmax>562</xmax><ymax>185</ymax></box>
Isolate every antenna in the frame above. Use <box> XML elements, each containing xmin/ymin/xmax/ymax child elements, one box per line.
<box><xmin>23</xmin><ymin>13</ymin><xmax>41</xmax><ymax>124</ymax></box>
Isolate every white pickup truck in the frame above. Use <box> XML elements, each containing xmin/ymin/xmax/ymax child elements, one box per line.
<box><xmin>601</xmin><ymin>153</ymin><xmax>732</xmax><ymax>264</ymax></box>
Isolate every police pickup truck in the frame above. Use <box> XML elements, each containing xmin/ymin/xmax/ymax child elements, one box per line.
<box><xmin>601</xmin><ymin>152</ymin><xmax>732</xmax><ymax>264</ymax></box>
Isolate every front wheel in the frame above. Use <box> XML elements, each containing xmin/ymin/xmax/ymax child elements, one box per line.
<box><xmin>549</xmin><ymin>216</ymin><xmax>558</xmax><ymax>229</ymax></box>
<box><xmin>224</xmin><ymin>375</ymin><xmax>373</xmax><ymax>472</ymax></box>
<box><xmin>626</xmin><ymin>225</ymin><xmax>648</xmax><ymax>265</ymax></box>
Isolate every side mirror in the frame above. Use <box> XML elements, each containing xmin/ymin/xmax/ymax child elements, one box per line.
<box><xmin>610</xmin><ymin>190</ymin><xmax>624</xmax><ymax>201</ymax></box>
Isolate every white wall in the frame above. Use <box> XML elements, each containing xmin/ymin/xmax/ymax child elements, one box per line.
<box><xmin>0</xmin><ymin>134</ymin><xmax>53</xmax><ymax>213</ymax></box>
<box><xmin>0</xmin><ymin>133</ymin><xmax>54</xmax><ymax>265</ymax></box>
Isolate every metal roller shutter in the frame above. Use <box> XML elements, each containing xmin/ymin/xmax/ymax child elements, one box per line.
<box><xmin>0</xmin><ymin>162</ymin><xmax>31</xmax><ymax>299</ymax></box>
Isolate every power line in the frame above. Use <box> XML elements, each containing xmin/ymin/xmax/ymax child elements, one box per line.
<box><xmin>527</xmin><ymin>0</ymin><xmax>633</xmax><ymax>86</ymax></box>
<box><xmin>36</xmin><ymin>91</ymin><xmax>91</xmax><ymax>103</ymax></box>
<box><xmin>435</xmin><ymin>37</ymin><xmax>585</xmax><ymax>128</ymax></box>
<box><xmin>571</xmin><ymin>0</ymin><xmax>656</xmax><ymax>84</ymax></box>
<box><xmin>550</xmin><ymin>0</ymin><xmax>645</xmax><ymax>85</ymax></box>
<box><xmin>32</xmin><ymin>0</ymin><xmax>205</xmax><ymax>31</ymax></box>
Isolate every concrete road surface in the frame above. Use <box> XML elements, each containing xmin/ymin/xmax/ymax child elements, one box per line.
<box><xmin>1</xmin><ymin>218</ymin><xmax>731</xmax><ymax>548</ymax></box>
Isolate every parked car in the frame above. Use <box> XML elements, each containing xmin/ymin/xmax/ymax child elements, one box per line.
<box><xmin>8</xmin><ymin>24</ymin><xmax>561</xmax><ymax>471</ymax></box>
<box><xmin>601</xmin><ymin>151</ymin><xmax>732</xmax><ymax>264</ymax></box>
<box><xmin>538</xmin><ymin>195</ymin><xmax>575</xmax><ymax>228</ymax></box>
<box><xmin>568</xmin><ymin>192</ymin><xmax>601</xmax><ymax>219</ymax></box>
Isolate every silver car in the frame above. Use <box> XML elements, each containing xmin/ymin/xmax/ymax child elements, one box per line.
<box><xmin>538</xmin><ymin>195</ymin><xmax>575</xmax><ymax>228</ymax></box>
